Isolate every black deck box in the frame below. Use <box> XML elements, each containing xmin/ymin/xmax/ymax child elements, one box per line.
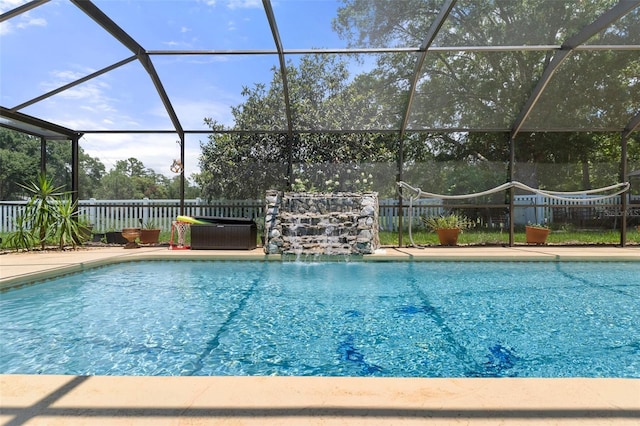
<box><xmin>190</xmin><ymin>217</ymin><xmax>257</xmax><ymax>250</ymax></box>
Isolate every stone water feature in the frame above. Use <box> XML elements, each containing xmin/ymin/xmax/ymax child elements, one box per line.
<box><xmin>264</xmin><ymin>190</ymin><xmax>380</xmax><ymax>257</ymax></box>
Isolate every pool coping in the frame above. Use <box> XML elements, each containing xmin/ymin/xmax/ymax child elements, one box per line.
<box><xmin>2</xmin><ymin>375</ymin><xmax>639</xmax><ymax>425</ymax></box>
<box><xmin>1</xmin><ymin>245</ymin><xmax>639</xmax><ymax>425</ymax></box>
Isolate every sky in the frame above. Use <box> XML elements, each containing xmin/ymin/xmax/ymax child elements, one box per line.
<box><xmin>0</xmin><ymin>0</ymin><xmax>348</xmax><ymax>179</ymax></box>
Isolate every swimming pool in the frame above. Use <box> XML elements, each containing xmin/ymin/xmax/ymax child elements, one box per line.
<box><xmin>1</xmin><ymin>261</ymin><xmax>638</xmax><ymax>378</ymax></box>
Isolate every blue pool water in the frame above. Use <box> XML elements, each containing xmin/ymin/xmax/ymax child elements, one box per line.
<box><xmin>1</xmin><ymin>261</ymin><xmax>639</xmax><ymax>378</ymax></box>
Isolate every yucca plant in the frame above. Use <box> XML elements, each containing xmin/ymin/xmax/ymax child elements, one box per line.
<box><xmin>18</xmin><ymin>173</ymin><xmax>74</xmax><ymax>250</ymax></box>
<box><xmin>19</xmin><ymin>173</ymin><xmax>66</xmax><ymax>249</ymax></box>
<box><xmin>5</xmin><ymin>213</ymin><xmax>37</xmax><ymax>251</ymax></box>
<box><xmin>54</xmin><ymin>194</ymin><xmax>81</xmax><ymax>249</ymax></box>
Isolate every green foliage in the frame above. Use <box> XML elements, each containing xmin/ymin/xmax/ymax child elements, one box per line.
<box><xmin>4</xmin><ymin>214</ymin><xmax>37</xmax><ymax>251</ymax></box>
<box><xmin>141</xmin><ymin>219</ymin><xmax>159</xmax><ymax>229</ymax></box>
<box><xmin>0</xmin><ymin>128</ymin><xmax>107</xmax><ymax>200</ymax></box>
<box><xmin>20</xmin><ymin>173</ymin><xmax>66</xmax><ymax>249</ymax></box>
<box><xmin>333</xmin><ymin>0</ymin><xmax>638</xmax><ymax>194</ymax></box>
<box><xmin>379</xmin><ymin>228</ymin><xmax>638</xmax><ymax>246</ymax></box>
<box><xmin>7</xmin><ymin>173</ymin><xmax>87</xmax><ymax>250</ymax></box>
<box><xmin>421</xmin><ymin>213</ymin><xmax>475</xmax><ymax>231</ymax></box>
<box><xmin>53</xmin><ymin>195</ymin><xmax>81</xmax><ymax>249</ymax></box>
<box><xmin>0</xmin><ymin>129</ymin><xmax>40</xmax><ymax>200</ymax></box>
<box><xmin>197</xmin><ymin>54</ymin><xmax>398</xmax><ymax>200</ymax></box>
<box><xmin>526</xmin><ymin>222</ymin><xmax>549</xmax><ymax>229</ymax></box>
<box><xmin>1</xmin><ymin>129</ymin><xmax>199</xmax><ymax>201</ymax></box>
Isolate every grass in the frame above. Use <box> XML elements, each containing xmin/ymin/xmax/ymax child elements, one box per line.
<box><xmin>2</xmin><ymin>227</ymin><xmax>639</xmax><ymax>250</ymax></box>
<box><xmin>379</xmin><ymin>227</ymin><xmax>640</xmax><ymax>246</ymax></box>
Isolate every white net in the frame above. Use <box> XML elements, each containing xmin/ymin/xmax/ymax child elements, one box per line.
<box><xmin>171</xmin><ymin>221</ymin><xmax>190</xmax><ymax>249</ymax></box>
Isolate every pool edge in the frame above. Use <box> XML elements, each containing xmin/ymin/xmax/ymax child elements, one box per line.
<box><xmin>2</xmin><ymin>246</ymin><xmax>638</xmax><ymax>290</ymax></box>
<box><xmin>2</xmin><ymin>375</ymin><xmax>639</xmax><ymax>425</ymax></box>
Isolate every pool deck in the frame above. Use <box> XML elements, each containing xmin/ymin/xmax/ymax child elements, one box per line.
<box><xmin>1</xmin><ymin>245</ymin><xmax>639</xmax><ymax>425</ymax></box>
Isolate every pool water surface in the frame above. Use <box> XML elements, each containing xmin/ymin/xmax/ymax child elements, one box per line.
<box><xmin>1</xmin><ymin>261</ymin><xmax>638</xmax><ymax>377</ymax></box>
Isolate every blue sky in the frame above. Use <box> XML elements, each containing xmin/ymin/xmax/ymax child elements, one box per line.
<box><xmin>0</xmin><ymin>0</ymin><xmax>348</xmax><ymax>179</ymax></box>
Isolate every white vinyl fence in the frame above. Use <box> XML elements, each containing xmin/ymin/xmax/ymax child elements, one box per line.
<box><xmin>0</xmin><ymin>198</ymin><xmax>442</xmax><ymax>233</ymax></box>
<box><xmin>513</xmin><ymin>194</ymin><xmax>640</xmax><ymax>225</ymax></box>
<box><xmin>1</xmin><ymin>195</ymin><xmax>637</xmax><ymax>234</ymax></box>
<box><xmin>0</xmin><ymin>198</ymin><xmax>264</xmax><ymax>234</ymax></box>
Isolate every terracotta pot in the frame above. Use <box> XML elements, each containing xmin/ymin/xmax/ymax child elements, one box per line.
<box><xmin>121</xmin><ymin>227</ymin><xmax>141</xmax><ymax>249</ymax></box>
<box><xmin>140</xmin><ymin>228</ymin><xmax>161</xmax><ymax>244</ymax></box>
<box><xmin>525</xmin><ymin>226</ymin><xmax>550</xmax><ymax>244</ymax></box>
<box><xmin>436</xmin><ymin>228</ymin><xmax>460</xmax><ymax>246</ymax></box>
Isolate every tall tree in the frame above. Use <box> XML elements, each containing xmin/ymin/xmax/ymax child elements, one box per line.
<box><xmin>0</xmin><ymin>129</ymin><xmax>105</xmax><ymax>200</ymax></box>
<box><xmin>197</xmin><ymin>55</ymin><xmax>398</xmax><ymax>200</ymax></box>
<box><xmin>0</xmin><ymin>129</ymin><xmax>39</xmax><ymax>200</ymax></box>
<box><xmin>334</xmin><ymin>0</ymin><xmax>639</xmax><ymax>191</ymax></box>
<box><xmin>95</xmin><ymin>158</ymin><xmax>173</xmax><ymax>200</ymax></box>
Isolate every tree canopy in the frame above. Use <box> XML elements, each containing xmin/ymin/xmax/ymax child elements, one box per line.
<box><xmin>0</xmin><ymin>129</ymin><xmax>199</xmax><ymax>201</ymax></box>
<box><xmin>195</xmin><ymin>0</ymin><xmax>638</xmax><ymax>201</ymax></box>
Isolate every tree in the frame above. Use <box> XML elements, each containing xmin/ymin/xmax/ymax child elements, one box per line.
<box><xmin>333</xmin><ymin>0</ymin><xmax>639</xmax><ymax>192</ymax></box>
<box><xmin>95</xmin><ymin>158</ymin><xmax>174</xmax><ymax>200</ymax></box>
<box><xmin>197</xmin><ymin>55</ymin><xmax>399</xmax><ymax>200</ymax></box>
<box><xmin>0</xmin><ymin>129</ymin><xmax>39</xmax><ymax>200</ymax></box>
<box><xmin>0</xmin><ymin>128</ymin><xmax>105</xmax><ymax>200</ymax></box>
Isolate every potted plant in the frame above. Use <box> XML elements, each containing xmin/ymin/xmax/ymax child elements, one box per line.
<box><xmin>139</xmin><ymin>219</ymin><xmax>161</xmax><ymax>244</ymax></box>
<box><xmin>421</xmin><ymin>213</ymin><xmax>474</xmax><ymax>246</ymax></box>
<box><xmin>105</xmin><ymin>229</ymin><xmax>127</xmax><ymax>244</ymax></box>
<box><xmin>121</xmin><ymin>227</ymin><xmax>141</xmax><ymax>249</ymax></box>
<box><xmin>525</xmin><ymin>223</ymin><xmax>550</xmax><ymax>244</ymax></box>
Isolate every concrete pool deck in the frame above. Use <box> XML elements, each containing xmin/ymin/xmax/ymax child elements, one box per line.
<box><xmin>1</xmin><ymin>245</ymin><xmax>639</xmax><ymax>425</ymax></box>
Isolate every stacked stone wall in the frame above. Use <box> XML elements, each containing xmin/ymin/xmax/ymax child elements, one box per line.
<box><xmin>264</xmin><ymin>191</ymin><xmax>379</xmax><ymax>256</ymax></box>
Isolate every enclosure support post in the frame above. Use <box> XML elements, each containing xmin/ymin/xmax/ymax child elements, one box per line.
<box><xmin>508</xmin><ymin>135</ymin><xmax>515</xmax><ymax>247</ymax></box>
<box><xmin>71</xmin><ymin>136</ymin><xmax>79</xmax><ymax>204</ymax></box>
<box><xmin>40</xmin><ymin>137</ymin><xmax>46</xmax><ymax>175</ymax></box>
<box><xmin>620</xmin><ymin>132</ymin><xmax>628</xmax><ymax>247</ymax></box>
<box><xmin>179</xmin><ymin>133</ymin><xmax>185</xmax><ymax>216</ymax></box>
<box><xmin>397</xmin><ymin>135</ymin><xmax>404</xmax><ymax>247</ymax></box>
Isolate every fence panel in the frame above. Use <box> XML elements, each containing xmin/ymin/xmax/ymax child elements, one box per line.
<box><xmin>1</xmin><ymin>195</ymin><xmax>637</xmax><ymax>233</ymax></box>
<box><xmin>513</xmin><ymin>194</ymin><xmax>635</xmax><ymax>225</ymax></box>
<box><xmin>378</xmin><ymin>198</ymin><xmax>443</xmax><ymax>231</ymax></box>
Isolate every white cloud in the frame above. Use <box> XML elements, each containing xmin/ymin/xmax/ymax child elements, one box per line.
<box><xmin>80</xmin><ymin>133</ymin><xmax>202</xmax><ymax>178</ymax></box>
<box><xmin>16</xmin><ymin>16</ymin><xmax>46</xmax><ymax>29</ymax></box>
<box><xmin>0</xmin><ymin>1</ymin><xmax>47</xmax><ymax>35</ymax></box>
<box><xmin>226</xmin><ymin>0</ymin><xmax>261</xmax><ymax>10</ymax></box>
<box><xmin>172</xmin><ymin>99</ymin><xmax>235</xmax><ymax>129</ymax></box>
<box><xmin>0</xmin><ymin>0</ymin><xmax>29</xmax><ymax>14</ymax></box>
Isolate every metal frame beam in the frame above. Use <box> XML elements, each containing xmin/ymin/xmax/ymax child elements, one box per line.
<box><xmin>146</xmin><ymin>45</ymin><xmax>640</xmax><ymax>56</ymax></box>
<box><xmin>0</xmin><ymin>0</ymin><xmax>49</xmax><ymax>22</ymax></box>
<box><xmin>397</xmin><ymin>0</ymin><xmax>457</xmax><ymax>246</ymax></box>
<box><xmin>510</xmin><ymin>0</ymin><xmax>640</xmax><ymax>138</ymax></box>
<box><xmin>0</xmin><ymin>107</ymin><xmax>82</xmax><ymax>140</ymax></box>
<box><xmin>623</xmin><ymin>111</ymin><xmax>640</xmax><ymax>139</ymax></box>
<box><xmin>398</xmin><ymin>0</ymin><xmax>456</xmax><ymax>139</ymax></box>
<box><xmin>262</xmin><ymin>0</ymin><xmax>293</xmax><ymax>137</ymax></box>
<box><xmin>70</xmin><ymin>0</ymin><xmax>184</xmax><ymax>139</ymax></box>
<box><xmin>12</xmin><ymin>56</ymin><xmax>137</xmax><ymax>111</ymax></box>
<box><xmin>263</xmin><ymin>0</ymin><xmax>295</xmax><ymax>189</ymax></box>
